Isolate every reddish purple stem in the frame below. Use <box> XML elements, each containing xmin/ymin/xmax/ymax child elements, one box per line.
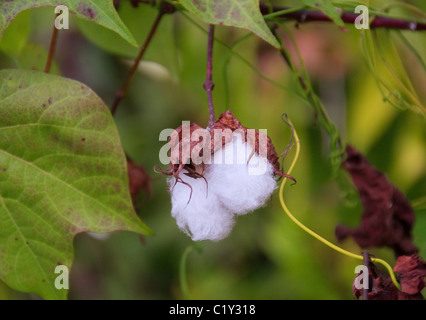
<box><xmin>204</xmin><ymin>25</ymin><xmax>216</xmax><ymax>131</ymax></box>
<box><xmin>44</xmin><ymin>14</ymin><xmax>59</xmax><ymax>73</ymax></box>
<box><xmin>111</xmin><ymin>11</ymin><xmax>164</xmax><ymax>115</ymax></box>
<box><xmin>259</xmin><ymin>3</ymin><xmax>426</xmax><ymax>31</ymax></box>
<box><xmin>362</xmin><ymin>251</ymin><xmax>370</xmax><ymax>301</ymax></box>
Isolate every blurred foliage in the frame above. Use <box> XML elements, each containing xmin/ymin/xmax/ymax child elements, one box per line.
<box><xmin>0</xmin><ymin>0</ymin><xmax>425</xmax><ymax>299</ymax></box>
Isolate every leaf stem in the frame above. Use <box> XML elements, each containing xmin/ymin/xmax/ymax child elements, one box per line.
<box><xmin>180</xmin><ymin>12</ymin><xmax>308</xmax><ymax>103</ymax></box>
<box><xmin>110</xmin><ymin>10</ymin><xmax>164</xmax><ymax>115</ymax></box>
<box><xmin>263</xmin><ymin>6</ymin><xmax>307</xmax><ymax>20</ymax></box>
<box><xmin>44</xmin><ymin>14</ymin><xmax>59</xmax><ymax>73</ymax></box>
<box><xmin>278</xmin><ymin>118</ymin><xmax>401</xmax><ymax>291</ymax></box>
<box><xmin>204</xmin><ymin>24</ymin><xmax>216</xmax><ymax>130</ymax></box>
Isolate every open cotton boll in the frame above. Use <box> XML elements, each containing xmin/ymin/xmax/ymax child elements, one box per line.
<box><xmin>210</xmin><ymin>133</ymin><xmax>277</xmax><ymax>216</ymax></box>
<box><xmin>168</xmin><ymin>168</ymin><xmax>235</xmax><ymax>241</ymax></box>
<box><xmin>162</xmin><ymin>111</ymin><xmax>288</xmax><ymax>242</ymax></box>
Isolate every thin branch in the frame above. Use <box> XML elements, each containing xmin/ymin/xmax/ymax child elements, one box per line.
<box><xmin>259</xmin><ymin>3</ymin><xmax>426</xmax><ymax>31</ymax></box>
<box><xmin>110</xmin><ymin>10</ymin><xmax>165</xmax><ymax>115</ymax></box>
<box><xmin>362</xmin><ymin>251</ymin><xmax>370</xmax><ymax>301</ymax></box>
<box><xmin>44</xmin><ymin>14</ymin><xmax>59</xmax><ymax>73</ymax></box>
<box><xmin>204</xmin><ymin>24</ymin><xmax>216</xmax><ymax>130</ymax></box>
<box><xmin>181</xmin><ymin>12</ymin><xmax>307</xmax><ymax>101</ymax></box>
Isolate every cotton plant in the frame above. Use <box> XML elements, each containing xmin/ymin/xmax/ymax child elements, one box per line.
<box><xmin>158</xmin><ymin>111</ymin><xmax>294</xmax><ymax>241</ymax></box>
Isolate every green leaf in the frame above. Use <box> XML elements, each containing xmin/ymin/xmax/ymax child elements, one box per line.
<box><xmin>76</xmin><ymin>3</ymin><xmax>178</xmax><ymax>74</ymax></box>
<box><xmin>0</xmin><ymin>69</ymin><xmax>152</xmax><ymax>300</ymax></box>
<box><xmin>15</xmin><ymin>43</ymin><xmax>60</xmax><ymax>74</ymax></box>
<box><xmin>300</xmin><ymin>0</ymin><xmax>344</xmax><ymax>27</ymax></box>
<box><xmin>0</xmin><ymin>0</ymin><xmax>137</xmax><ymax>46</ymax></box>
<box><xmin>0</xmin><ymin>11</ymin><xmax>30</xmax><ymax>56</ymax></box>
<box><xmin>179</xmin><ymin>0</ymin><xmax>280</xmax><ymax>48</ymax></box>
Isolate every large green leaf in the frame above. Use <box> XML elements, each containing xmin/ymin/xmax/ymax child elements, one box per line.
<box><xmin>180</xmin><ymin>0</ymin><xmax>280</xmax><ymax>48</ymax></box>
<box><xmin>0</xmin><ymin>69</ymin><xmax>152</xmax><ymax>299</ymax></box>
<box><xmin>0</xmin><ymin>0</ymin><xmax>137</xmax><ymax>46</ymax></box>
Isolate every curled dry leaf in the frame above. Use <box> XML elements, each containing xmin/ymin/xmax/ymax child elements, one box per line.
<box><xmin>335</xmin><ymin>145</ymin><xmax>417</xmax><ymax>257</ymax></box>
<box><xmin>127</xmin><ymin>158</ymin><xmax>151</xmax><ymax>205</ymax></box>
<box><xmin>353</xmin><ymin>254</ymin><xmax>425</xmax><ymax>300</ymax></box>
<box><xmin>353</xmin><ymin>259</ymin><xmax>398</xmax><ymax>300</ymax></box>
<box><xmin>393</xmin><ymin>254</ymin><xmax>426</xmax><ymax>295</ymax></box>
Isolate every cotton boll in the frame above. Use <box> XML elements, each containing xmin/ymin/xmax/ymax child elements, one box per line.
<box><xmin>164</xmin><ymin>111</ymin><xmax>284</xmax><ymax>242</ymax></box>
<box><xmin>210</xmin><ymin>133</ymin><xmax>277</xmax><ymax>216</ymax></box>
<box><xmin>168</xmin><ymin>168</ymin><xmax>235</xmax><ymax>241</ymax></box>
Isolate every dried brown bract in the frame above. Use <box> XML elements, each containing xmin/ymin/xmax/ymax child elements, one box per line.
<box><xmin>127</xmin><ymin>158</ymin><xmax>151</xmax><ymax>205</ymax></box>
<box><xmin>353</xmin><ymin>254</ymin><xmax>425</xmax><ymax>300</ymax></box>
<box><xmin>155</xmin><ymin>110</ymin><xmax>295</xmax><ymax>187</ymax></box>
<box><xmin>335</xmin><ymin>145</ymin><xmax>417</xmax><ymax>257</ymax></box>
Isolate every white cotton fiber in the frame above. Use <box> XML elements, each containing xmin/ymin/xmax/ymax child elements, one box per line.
<box><xmin>210</xmin><ymin>134</ymin><xmax>277</xmax><ymax>216</ymax></box>
<box><xmin>169</xmin><ymin>132</ymin><xmax>277</xmax><ymax>241</ymax></box>
<box><xmin>168</xmin><ymin>168</ymin><xmax>235</xmax><ymax>242</ymax></box>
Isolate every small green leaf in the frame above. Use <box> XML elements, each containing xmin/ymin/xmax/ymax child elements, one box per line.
<box><xmin>180</xmin><ymin>0</ymin><xmax>280</xmax><ymax>48</ymax></box>
<box><xmin>0</xmin><ymin>11</ymin><xmax>30</xmax><ymax>56</ymax></box>
<box><xmin>0</xmin><ymin>69</ymin><xmax>152</xmax><ymax>299</ymax></box>
<box><xmin>15</xmin><ymin>43</ymin><xmax>60</xmax><ymax>74</ymax></box>
<box><xmin>0</xmin><ymin>0</ymin><xmax>137</xmax><ymax>46</ymax></box>
<box><xmin>300</xmin><ymin>0</ymin><xmax>344</xmax><ymax>27</ymax></box>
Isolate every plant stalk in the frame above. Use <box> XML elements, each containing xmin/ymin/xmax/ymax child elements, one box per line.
<box><xmin>44</xmin><ymin>14</ymin><xmax>59</xmax><ymax>73</ymax></box>
<box><xmin>204</xmin><ymin>24</ymin><xmax>216</xmax><ymax>130</ymax></box>
<box><xmin>111</xmin><ymin>10</ymin><xmax>164</xmax><ymax>115</ymax></box>
<box><xmin>362</xmin><ymin>251</ymin><xmax>370</xmax><ymax>300</ymax></box>
<box><xmin>259</xmin><ymin>3</ymin><xmax>426</xmax><ymax>31</ymax></box>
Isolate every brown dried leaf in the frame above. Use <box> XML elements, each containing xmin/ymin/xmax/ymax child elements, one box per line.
<box><xmin>335</xmin><ymin>145</ymin><xmax>417</xmax><ymax>257</ymax></box>
<box><xmin>127</xmin><ymin>159</ymin><xmax>151</xmax><ymax>204</ymax></box>
<box><xmin>394</xmin><ymin>254</ymin><xmax>426</xmax><ymax>295</ymax></box>
<box><xmin>353</xmin><ymin>256</ymin><xmax>424</xmax><ymax>300</ymax></box>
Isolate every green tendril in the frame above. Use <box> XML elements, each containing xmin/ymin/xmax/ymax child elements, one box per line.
<box><xmin>278</xmin><ymin>119</ymin><xmax>401</xmax><ymax>291</ymax></box>
<box><xmin>179</xmin><ymin>246</ymin><xmax>194</xmax><ymax>300</ymax></box>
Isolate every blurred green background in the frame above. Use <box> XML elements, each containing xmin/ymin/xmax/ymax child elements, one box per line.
<box><xmin>0</xmin><ymin>0</ymin><xmax>425</xmax><ymax>299</ymax></box>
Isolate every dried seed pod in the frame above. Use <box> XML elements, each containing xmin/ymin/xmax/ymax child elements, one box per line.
<box><xmin>157</xmin><ymin>110</ymin><xmax>294</xmax><ymax>184</ymax></box>
<box><xmin>127</xmin><ymin>158</ymin><xmax>151</xmax><ymax>205</ymax></box>
<box><xmin>212</xmin><ymin>111</ymin><xmax>295</xmax><ymax>181</ymax></box>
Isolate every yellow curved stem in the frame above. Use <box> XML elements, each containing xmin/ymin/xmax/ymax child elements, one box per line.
<box><xmin>278</xmin><ymin>119</ymin><xmax>401</xmax><ymax>291</ymax></box>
